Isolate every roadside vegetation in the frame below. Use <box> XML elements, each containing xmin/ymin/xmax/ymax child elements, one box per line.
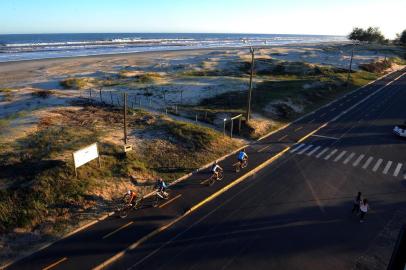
<box><xmin>0</xmin><ymin>104</ymin><xmax>240</xmax><ymax>238</ymax></box>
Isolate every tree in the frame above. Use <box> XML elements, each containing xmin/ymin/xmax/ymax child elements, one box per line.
<box><xmin>348</xmin><ymin>27</ymin><xmax>386</xmax><ymax>43</ymax></box>
<box><xmin>397</xmin><ymin>29</ymin><xmax>406</xmax><ymax>45</ymax></box>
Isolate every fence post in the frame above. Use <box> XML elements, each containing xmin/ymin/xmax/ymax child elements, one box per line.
<box><xmin>238</xmin><ymin>116</ymin><xmax>242</xmax><ymax>133</ymax></box>
<box><xmin>117</xmin><ymin>95</ymin><xmax>121</xmax><ymax>107</ymax></box>
<box><xmin>99</xmin><ymin>88</ymin><xmax>103</xmax><ymax>104</ymax></box>
<box><xmin>110</xmin><ymin>91</ymin><xmax>113</xmax><ymax>105</ymax></box>
<box><xmin>230</xmin><ymin>119</ymin><xmax>234</xmax><ymax>138</ymax></box>
<box><xmin>89</xmin><ymin>89</ymin><xmax>92</xmax><ymax>102</ymax></box>
<box><xmin>195</xmin><ymin>113</ymin><xmax>198</xmax><ymax>122</ymax></box>
<box><xmin>223</xmin><ymin>119</ymin><xmax>226</xmax><ymax>135</ymax></box>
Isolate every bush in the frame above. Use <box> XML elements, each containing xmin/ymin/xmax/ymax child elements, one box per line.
<box><xmin>60</xmin><ymin>78</ymin><xmax>90</xmax><ymax>89</ymax></box>
<box><xmin>349</xmin><ymin>27</ymin><xmax>386</xmax><ymax>43</ymax></box>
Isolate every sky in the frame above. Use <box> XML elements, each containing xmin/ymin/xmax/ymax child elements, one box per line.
<box><xmin>1</xmin><ymin>0</ymin><xmax>405</xmax><ymax>38</ymax></box>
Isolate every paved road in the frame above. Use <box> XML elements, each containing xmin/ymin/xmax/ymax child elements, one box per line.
<box><xmin>6</xmin><ymin>68</ymin><xmax>406</xmax><ymax>270</ymax></box>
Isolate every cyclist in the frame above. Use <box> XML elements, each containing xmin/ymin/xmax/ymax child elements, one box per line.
<box><xmin>237</xmin><ymin>148</ymin><xmax>248</xmax><ymax>168</ymax></box>
<box><xmin>124</xmin><ymin>190</ymin><xmax>138</xmax><ymax>206</ymax></box>
<box><xmin>156</xmin><ymin>178</ymin><xmax>168</xmax><ymax>197</ymax></box>
<box><xmin>211</xmin><ymin>161</ymin><xmax>223</xmax><ymax>180</ymax></box>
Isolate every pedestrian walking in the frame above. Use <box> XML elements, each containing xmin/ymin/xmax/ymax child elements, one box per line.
<box><xmin>359</xmin><ymin>199</ymin><xmax>369</xmax><ymax>223</ymax></box>
<box><xmin>351</xmin><ymin>192</ymin><xmax>362</xmax><ymax>214</ymax></box>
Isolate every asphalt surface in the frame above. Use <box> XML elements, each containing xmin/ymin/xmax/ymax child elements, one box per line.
<box><xmin>6</xmin><ymin>68</ymin><xmax>406</xmax><ymax>270</ymax></box>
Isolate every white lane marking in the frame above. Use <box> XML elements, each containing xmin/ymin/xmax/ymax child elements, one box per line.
<box><xmin>353</xmin><ymin>154</ymin><xmax>365</xmax><ymax>167</ymax></box>
<box><xmin>362</xmin><ymin>157</ymin><xmax>374</xmax><ymax>169</ymax></box>
<box><xmin>316</xmin><ymin>148</ymin><xmax>329</xmax><ymax>158</ymax></box>
<box><xmin>382</xmin><ymin>161</ymin><xmax>393</xmax><ymax>175</ymax></box>
<box><xmin>334</xmin><ymin>151</ymin><xmax>347</xmax><ymax>162</ymax></box>
<box><xmin>330</xmin><ymin>108</ymin><xmax>336</xmax><ymax>112</ymax></box>
<box><xmin>307</xmin><ymin>146</ymin><xmax>321</xmax><ymax>156</ymax></box>
<box><xmin>393</xmin><ymin>163</ymin><xmax>402</xmax><ymax>177</ymax></box>
<box><xmin>290</xmin><ymin>144</ymin><xmax>305</xmax><ymax>153</ymax></box>
<box><xmin>308</xmin><ymin>119</ymin><xmax>315</xmax><ymax>124</ymax></box>
<box><xmin>324</xmin><ymin>149</ymin><xmax>338</xmax><ymax>160</ymax></box>
<box><xmin>320</xmin><ymin>113</ymin><xmax>327</xmax><ymax>117</ymax></box>
<box><xmin>294</xmin><ymin>126</ymin><xmax>303</xmax><ymax>132</ymax></box>
<box><xmin>372</xmin><ymin>159</ymin><xmax>383</xmax><ymax>172</ymax></box>
<box><xmin>343</xmin><ymin>152</ymin><xmax>356</xmax><ymax>164</ymax></box>
<box><xmin>311</xmin><ymin>134</ymin><xmax>339</xmax><ymax>140</ymax></box>
<box><xmin>298</xmin><ymin>145</ymin><xmax>313</xmax><ymax>155</ymax></box>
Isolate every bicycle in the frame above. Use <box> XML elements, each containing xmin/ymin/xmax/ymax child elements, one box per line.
<box><xmin>235</xmin><ymin>158</ymin><xmax>248</xmax><ymax>172</ymax></box>
<box><xmin>152</xmin><ymin>189</ymin><xmax>170</xmax><ymax>208</ymax></box>
<box><xmin>208</xmin><ymin>169</ymin><xmax>224</xmax><ymax>186</ymax></box>
<box><xmin>117</xmin><ymin>194</ymin><xmax>143</xmax><ymax>218</ymax></box>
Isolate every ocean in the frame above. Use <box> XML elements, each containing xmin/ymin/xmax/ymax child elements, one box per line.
<box><xmin>0</xmin><ymin>33</ymin><xmax>347</xmax><ymax>63</ymax></box>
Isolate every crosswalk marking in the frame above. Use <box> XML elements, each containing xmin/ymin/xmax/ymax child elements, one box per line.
<box><xmin>334</xmin><ymin>151</ymin><xmax>347</xmax><ymax>162</ymax></box>
<box><xmin>290</xmin><ymin>144</ymin><xmax>402</xmax><ymax>179</ymax></box>
<box><xmin>316</xmin><ymin>148</ymin><xmax>329</xmax><ymax>158</ymax></box>
<box><xmin>290</xmin><ymin>144</ymin><xmax>305</xmax><ymax>153</ymax></box>
<box><xmin>307</xmin><ymin>146</ymin><xmax>321</xmax><ymax>156</ymax></box>
<box><xmin>353</xmin><ymin>154</ymin><xmax>365</xmax><ymax>167</ymax></box>
<box><xmin>382</xmin><ymin>161</ymin><xmax>393</xmax><ymax>175</ymax></box>
<box><xmin>362</xmin><ymin>157</ymin><xmax>374</xmax><ymax>169</ymax></box>
<box><xmin>298</xmin><ymin>145</ymin><xmax>313</xmax><ymax>155</ymax></box>
<box><xmin>393</xmin><ymin>163</ymin><xmax>402</xmax><ymax>177</ymax></box>
<box><xmin>324</xmin><ymin>149</ymin><xmax>338</xmax><ymax>160</ymax></box>
<box><xmin>343</xmin><ymin>152</ymin><xmax>356</xmax><ymax>164</ymax></box>
<box><xmin>372</xmin><ymin>159</ymin><xmax>383</xmax><ymax>172</ymax></box>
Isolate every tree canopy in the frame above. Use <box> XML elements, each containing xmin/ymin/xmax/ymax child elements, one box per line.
<box><xmin>348</xmin><ymin>27</ymin><xmax>386</xmax><ymax>43</ymax></box>
<box><xmin>396</xmin><ymin>29</ymin><xmax>406</xmax><ymax>45</ymax></box>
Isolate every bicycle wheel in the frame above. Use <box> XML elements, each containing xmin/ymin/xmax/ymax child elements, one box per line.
<box><xmin>152</xmin><ymin>195</ymin><xmax>160</xmax><ymax>208</ymax></box>
<box><xmin>217</xmin><ymin>171</ymin><xmax>224</xmax><ymax>181</ymax></box>
<box><xmin>236</xmin><ymin>164</ymin><xmax>241</xmax><ymax>172</ymax></box>
<box><xmin>208</xmin><ymin>175</ymin><xmax>216</xmax><ymax>186</ymax></box>
<box><xmin>119</xmin><ymin>205</ymin><xmax>130</xmax><ymax>218</ymax></box>
<box><xmin>242</xmin><ymin>160</ymin><xmax>248</xmax><ymax>169</ymax></box>
<box><xmin>133</xmin><ymin>197</ymin><xmax>143</xmax><ymax>210</ymax></box>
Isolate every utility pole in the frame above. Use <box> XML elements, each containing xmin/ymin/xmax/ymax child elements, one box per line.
<box><xmin>346</xmin><ymin>44</ymin><xmax>355</xmax><ymax>88</ymax></box>
<box><xmin>123</xmin><ymin>92</ymin><xmax>128</xmax><ymax>145</ymax></box>
<box><xmin>246</xmin><ymin>47</ymin><xmax>255</xmax><ymax>122</ymax></box>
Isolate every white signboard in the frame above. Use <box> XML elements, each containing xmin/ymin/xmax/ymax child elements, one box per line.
<box><xmin>73</xmin><ymin>143</ymin><xmax>99</xmax><ymax>169</ymax></box>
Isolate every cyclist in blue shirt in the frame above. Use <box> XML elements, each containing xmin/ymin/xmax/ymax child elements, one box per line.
<box><xmin>237</xmin><ymin>148</ymin><xmax>248</xmax><ymax>167</ymax></box>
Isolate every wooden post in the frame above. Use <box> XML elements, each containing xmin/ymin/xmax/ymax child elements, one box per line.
<box><xmin>347</xmin><ymin>44</ymin><xmax>355</xmax><ymax>88</ymax></box>
<box><xmin>99</xmin><ymin>88</ymin><xmax>103</xmax><ymax>103</ymax></box>
<box><xmin>110</xmin><ymin>91</ymin><xmax>113</xmax><ymax>105</ymax></box>
<box><xmin>123</xmin><ymin>93</ymin><xmax>128</xmax><ymax>145</ymax></box>
<box><xmin>195</xmin><ymin>113</ymin><xmax>198</xmax><ymax>122</ymax></box>
<box><xmin>72</xmin><ymin>153</ymin><xmax>78</xmax><ymax>178</ymax></box>
<box><xmin>117</xmin><ymin>95</ymin><xmax>121</xmax><ymax>107</ymax></box>
<box><xmin>223</xmin><ymin>119</ymin><xmax>226</xmax><ymax>135</ymax></box>
<box><xmin>246</xmin><ymin>47</ymin><xmax>255</xmax><ymax>122</ymax></box>
<box><xmin>238</xmin><ymin>116</ymin><xmax>242</xmax><ymax>133</ymax></box>
<box><xmin>230</xmin><ymin>119</ymin><xmax>234</xmax><ymax>138</ymax></box>
<box><xmin>89</xmin><ymin>89</ymin><xmax>92</xmax><ymax>103</ymax></box>
<box><xmin>96</xmin><ymin>142</ymin><xmax>102</xmax><ymax>168</ymax></box>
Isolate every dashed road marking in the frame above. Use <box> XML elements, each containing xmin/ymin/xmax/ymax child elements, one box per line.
<box><xmin>294</xmin><ymin>126</ymin><xmax>303</xmax><ymax>132</ymax></box>
<box><xmin>103</xmin><ymin>222</ymin><xmax>134</xmax><ymax>239</ymax></box>
<box><xmin>362</xmin><ymin>156</ymin><xmax>374</xmax><ymax>169</ymax></box>
<box><xmin>258</xmin><ymin>145</ymin><xmax>271</xmax><ymax>153</ymax></box>
<box><xmin>334</xmin><ymin>151</ymin><xmax>347</xmax><ymax>162</ymax></box>
<box><xmin>382</xmin><ymin>161</ymin><xmax>393</xmax><ymax>175</ymax></box>
<box><xmin>159</xmin><ymin>194</ymin><xmax>182</xmax><ymax>208</ymax></box>
<box><xmin>316</xmin><ymin>148</ymin><xmax>329</xmax><ymax>158</ymax></box>
<box><xmin>324</xmin><ymin>149</ymin><xmax>338</xmax><ymax>160</ymax></box>
<box><xmin>311</xmin><ymin>134</ymin><xmax>339</xmax><ymax>140</ymax></box>
<box><xmin>42</xmin><ymin>257</ymin><xmax>68</xmax><ymax>270</ymax></box>
<box><xmin>393</xmin><ymin>163</ymin><xmax>402</xmax><ymax>177</ymax></box>
<box><xmin>353</xmin><ymin>154</ymin><xmax>365</xmax><ymax>167</ymax></box>
<box><xmin>307</xmin><ymin>146</ymin><xmax>321</xmax><ymax>156</ymax></box>
<box><xmin>290</xmin><ymin>144</ymin><xmax>305</xmax><ymax>153</ymax></box>
<box><xmin>298</xmin><ymin>145</ymin><xmax>313</xmax><ymax>155</ymax></box>
<box><xmin>278</xmin><ymin>135</ymin><xmax>288</xmax><ymax>141</ymax></box>
<box><xmin>320</xmin><ymin>113</ymin><xmax>327</xmax><ymax>117</ymax></box>
<box><xmin>343</xmin><ymin>152</ymin><xmax>356</xmax><ymax>164</ymax></box>
<box><xmin>372</xmin><ymin>159</ymin><xmax>383</xmax><ymax>172</ymax></box>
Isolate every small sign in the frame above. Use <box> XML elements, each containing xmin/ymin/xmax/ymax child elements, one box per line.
<box><xmin>124</xmin><ymin>144</ymin><xmax>133</xmax><ymax>153</ymax></box>
<box><xmin>72</xmin><ymin>143</ymin><xmax>101</xmax><ymax>176</ymax></box>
